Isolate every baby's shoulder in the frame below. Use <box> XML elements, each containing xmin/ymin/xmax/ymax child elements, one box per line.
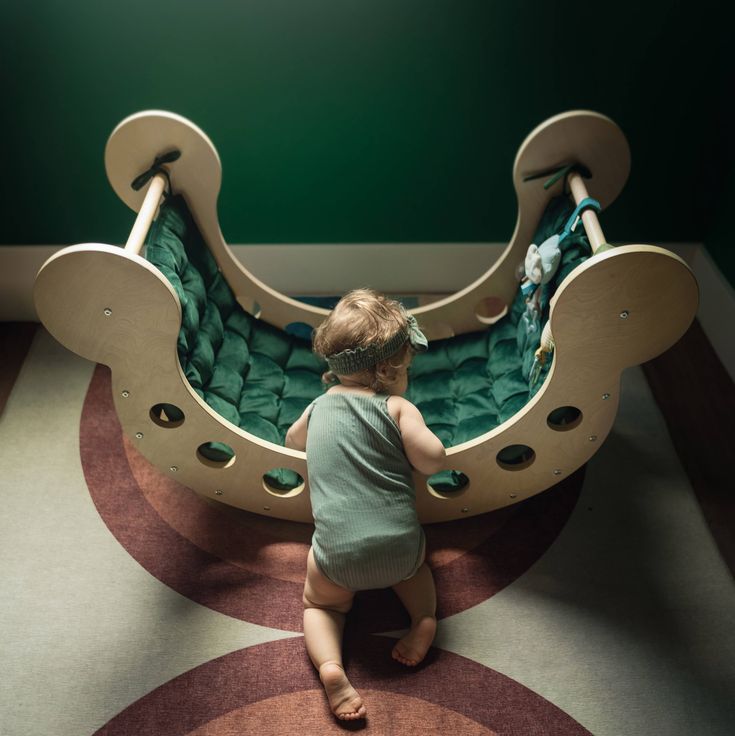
<box><xmin>386</xmin><ymin>394</ymin><xmax>411</xmax><ymax>423</ymax></box>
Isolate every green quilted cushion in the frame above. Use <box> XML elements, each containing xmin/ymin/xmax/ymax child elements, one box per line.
<box><xmin>145</xmin><ymin>194</ymin><xmax>590</xmax><ymax>489</ymax></box>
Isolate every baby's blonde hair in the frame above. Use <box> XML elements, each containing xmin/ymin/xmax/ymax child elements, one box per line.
<box><xmin>312</xmin><ymin>288</ymin><xmax>413</xmax><ymax>391</ymax></box>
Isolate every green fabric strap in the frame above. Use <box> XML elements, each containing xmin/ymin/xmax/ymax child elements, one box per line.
<box><xmin>523</xmin><ymin>162</ymin><xmax>592</xmax><ymax>191</ymax></box>
<box><xmin>560</xmin><ymin>197</ymin><xmax>601</xmax><ymax>242</ymax></box>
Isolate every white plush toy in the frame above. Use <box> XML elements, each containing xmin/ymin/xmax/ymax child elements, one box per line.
<box><xmin>520</xmin><ymin>234</ymin><xmax>562</xmax><ymax>303</ymax></box>
<box><xmin>520</xmin><ymin>195</ymin><xmax>601</xmax><ymax>300</ymax></box>
<box><xmin>525</xmin><ymin>234</ymin><xmax>561</xmax><ymax>286</ymax></box>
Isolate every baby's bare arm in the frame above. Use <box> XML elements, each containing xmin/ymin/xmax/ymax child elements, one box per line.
<box><xmin>391</xmin><ymin>397</ymin><xmax>446</xmax><ymax>475</ymax></box>
<box><xmin>285</xmin><ymin>406</ymin><xmax>310</xmax><ymax>451</ymax></box>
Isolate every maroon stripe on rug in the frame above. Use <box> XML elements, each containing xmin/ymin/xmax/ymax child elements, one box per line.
<box><xmin>81</xmin><ymin>364</ymin><xmax>584</xmax><ymax>633</ymax></box>
<box><xmin>94</xmin><ymin>636</ymin><xmax>591</xmax><ymax>735</ymax></box>
<box><xmin>0</xmin><ymin>322</ymin><xmax>37</xmax><ymax>415</ymax></box>
<box><xmin>351</xmin><ymin>472</ymin><xmax>583</xmax><ymax>632</ymax></box>
<box><xmin>642</xmin><ymin>319</ymin><xmax>735</xmax><ymax>577</ymax></box>
<box><xmin>80</xmin><ymin>366</ymin><xmax>304</xmax><ymax>631</ymax></box>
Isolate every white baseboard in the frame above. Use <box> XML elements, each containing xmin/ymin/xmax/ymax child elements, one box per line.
<box><xmin>3</xmin><ymin>241</ymin><xmax>733</xmax><ymax>382</ymax></box>
<box><xmin>0</xmin><ymin>242</ymin><xmax>504</xmax><ymax>320</ymax></box>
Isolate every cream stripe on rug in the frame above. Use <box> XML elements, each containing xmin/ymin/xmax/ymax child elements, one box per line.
<box><xmin>3</xmin><ymin>329</ymin><xmax>734</xmax><ymax>735</ymax></box>
<box><xmin>433</xmin><ymin>366</ymin><xmax>735</xmax><ymax>735</ymax></box>
<box><xmin>0</xmin><ymin>329</ymin><xmax>298</xmax><ymax>736</ymax></box>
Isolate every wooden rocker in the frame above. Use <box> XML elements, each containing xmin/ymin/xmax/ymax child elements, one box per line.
<box><xmin>33</xmin><ymin>110</ymin><xmax>698</xmax><ymax>523</ymax></box>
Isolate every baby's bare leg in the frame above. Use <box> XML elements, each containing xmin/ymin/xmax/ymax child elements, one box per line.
<box><xmin>391</xmin><ymin>562</ymin><xmax>437</xmax><ymax>666</ymax></box>
<box><xmin>303</xmin><ymin>548</ymin><xmax>366</xmax><ymax>720</ymax></box>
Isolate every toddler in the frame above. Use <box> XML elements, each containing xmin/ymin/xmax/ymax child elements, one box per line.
<box><xmin>286</xmin><ymin>288</ymin><xmax>446</xmax><ymax>721</ymax></box>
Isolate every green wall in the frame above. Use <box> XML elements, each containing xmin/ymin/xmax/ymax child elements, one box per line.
<box><xmin>1</xmin><ymin>1</ymin><xmax>731</xmax><ymax>283</ymax></box>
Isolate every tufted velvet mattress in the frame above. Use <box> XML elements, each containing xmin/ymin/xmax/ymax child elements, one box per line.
<box><xmin>145</xmin><ymin>195</ymin><xmax>590</xmax><ymax>491</ymax></box>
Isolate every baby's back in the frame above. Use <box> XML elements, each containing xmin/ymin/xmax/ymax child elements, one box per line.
<box><xmin>307</xmin><ymin>393</ymin><xmax>424</xmax><ymax>590</ymax></box>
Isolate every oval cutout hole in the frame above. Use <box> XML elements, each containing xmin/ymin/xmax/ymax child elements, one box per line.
<box><xmin>149</xmin><ymin>403</ymin><xmax>185</xmax><ymax>428</ymax></box>
<box><xmin>547</xmin><ymin>406</ymin><xmax>583</xmax><ymax>431</ymax></box>
<box><xmin>427</xmin><ymin>470</ymin><xmax>470</xmax><ymax>499</ymax></box>
<box><xmin>285</xmin><ymin>322</ymin><xmax>314</xmax><ymax>341</ymax></box>
<box><xmin>497</xmin><ymin>444</ymin><xmax>535</xmax><ymax>471</ymax></box>
<box><xmin>263</xmin><ymin>468</ymin><xmax>305</xmax><ymax>498</ymax></box>
<box><xmin>475</xmin><ymin>297</ymin><xmax>508</xmax><ymax>325</ymax></box>
<box><xmin>196</xmin><ymin>442</ymin><xmax>236</xmax><ymax>469</ymax></box>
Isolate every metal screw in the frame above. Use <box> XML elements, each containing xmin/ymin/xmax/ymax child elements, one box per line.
<box><xmin>135</xmin><ymin>432</ymin><xmax>143</xmax><ymax>439</ymax></box>
<box><xmin>103</xmin><ymin>308</ymin><xmax>112</xmax><ymax>317</ymax></box>
<box><xmin>170</xmin><ymin>465</ymin><xmax>178</xmax><ymax>472</ymax></box>
<box><xmin>589</xmin><ymin>435</ymin><xmax>597</xmax><ymax>442</ymax></box>
<box><xmin>263</xmin><ymin>506</ymin><xmax>271</xmax><ymax>511</ymax></box>
<box><xmin>509</xmin><ymin>493</ymin><xmax>517</xmax><ymax>499</ymax></box>
<box><xmin>619</xmin><ymin>310</ymin><xmax>629</xmax><ymax>319</ymax></box>
<box><xmin>553</xmin><ymin>469</ymin><xmax>562</xmax><ymax>475</ymax></box>
<box><xmin>602</xmin><ymin>393</ymin><xmax>611</xmax><ymax>400</ymax></box>
<box><xmin>121</xmin><ymin>391</ymin><xmax>130</xmax><ymax>398</ymax></box>
<box><xmin>461</xmin><ymin>507</ymin><xmax>469</xmax><ymax>513</ymax></box>
<box><xmin>215</xmin><ymin>490</ymin><xmax>223</xmax><ymax>496</ymax></box>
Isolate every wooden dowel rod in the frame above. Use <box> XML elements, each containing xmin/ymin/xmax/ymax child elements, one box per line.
<box><xmin>568</xmin><ymin>172</ymin><xmax>606</xmax><ymax>253</ymax></box>
<box><xmin>124</xmin><ymin>173</ymin><xmax>167</xmax><ymax>254</ymax></box>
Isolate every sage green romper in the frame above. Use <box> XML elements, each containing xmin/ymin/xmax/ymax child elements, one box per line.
<box><xmin>306</xmin><ymin>392</ymin><xmax>426</xmax><ymax>591</ymax></box>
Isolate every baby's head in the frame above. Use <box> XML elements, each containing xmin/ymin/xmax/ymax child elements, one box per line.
<box><xmin>312</xmin><ymin>288</ymin><xmax>427</xmax><ymax>394</ymax></box>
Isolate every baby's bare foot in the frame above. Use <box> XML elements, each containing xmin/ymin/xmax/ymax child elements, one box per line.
<box><xmin>392</xmin><ymin>615</ymin><xmax>437</xmax><ymax>666</ymax></box>
<box><xmin>319</xmin><ymin>662</ymin><xmax>367</xmax><ymax>720</ymax></box>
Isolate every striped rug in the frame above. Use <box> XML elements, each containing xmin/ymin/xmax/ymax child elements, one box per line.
<box><xmin>1</xmin><ymin>324</ymin><xmax>733</xmax><ymax>735</ymax></box>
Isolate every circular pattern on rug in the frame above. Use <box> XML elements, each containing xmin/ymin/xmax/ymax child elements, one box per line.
<box><xmin>93</xmin><ymin>636</ymin><xmax>591</xmax><ymax>735</ymax></box>
<box><xmin>81</xmin><ymin>365</ymin><xmax>584</xmax><ymax>632</ymax></box>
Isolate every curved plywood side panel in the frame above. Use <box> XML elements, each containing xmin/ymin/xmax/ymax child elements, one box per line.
<box><xmin>105</xmin><ymin>110</ymin><xmax>331</xmax><ymax>332</ymax></box>
<box><xmin>415</xmin><ymin>372</ymin><xmax>623</xmax><ymax>523</ymax></box>
<box><xmin>34</xmin><ymin>110</ymin><xmax>698</xmax><ymax>524</ymax></box>
<box><xmin>109</xmin><ymin>358</ymin><xmax>313</xmax><ymax>523</ymax></box>
<box><xmin>34</xmin><ymin>243</ymin><xmax>315</xmax><ymax>522</ymax></box>
<box><xmin>414</xmin><ymin>245</ymin><xmax>698</xmax><ymax>522</ymax></box>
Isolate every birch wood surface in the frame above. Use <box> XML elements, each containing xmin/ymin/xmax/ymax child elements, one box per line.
<box><xmin>33</xmin><ymin>111</ymin><xmax>699</xmax><ymax>522</ymax></box>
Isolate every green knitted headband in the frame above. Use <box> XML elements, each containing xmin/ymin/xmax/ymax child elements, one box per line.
<box><xmin>326</xmin><ymin>314</ymin><xmax>428</xmax><ymax>375</ymax></box>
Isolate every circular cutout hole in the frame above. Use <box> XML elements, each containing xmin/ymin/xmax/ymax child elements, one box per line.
<box><xmin>285</xmin><ymin>322</ymin><xmax>314</xmax><ymax>341</ymax></box>
<box><xmin>475</xmin><ymin>297</ymin><xmax>508</xmax><ymax>325</ymax></box>
<box><xmin>547</xmin><ymin>406</ymin><xmax>583</xmax><ymax>431</ymax></box>
<box><xmin>196</xmin><ymin>442</ymin><xmax>236</xmax><ymax>469</ymax></box>
<box><xmin>149</xmin><ymin>403</ymin><xmax>185</xmax><ymax>428</ymax></box>
<box><xmin>427</xmin><ymin>470</ymin><xmax>470</xmax><ymax>499</ymax></box>
<box><xmin>496</xmin><ymin>444</ymin><xmax>536</xmax><ymax>471</ymax></box>
<box><xmin>263</xmin><ymin>468</ymin><xmax>305</xmax><ymax>498</ymax></box>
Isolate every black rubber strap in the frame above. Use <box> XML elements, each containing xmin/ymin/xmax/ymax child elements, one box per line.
<box><xmin>130</xmin><ymin>149</ymin><xmax>181</xmax><ymax>194</ymax></box>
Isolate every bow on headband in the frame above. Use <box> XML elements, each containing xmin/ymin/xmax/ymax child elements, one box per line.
<box><xmin>326</xmin><ymin>314</ymin><xmax>428</xmax><ymax>375</ymax></box>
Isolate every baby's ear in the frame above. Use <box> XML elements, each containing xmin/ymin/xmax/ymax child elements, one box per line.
<box><xmin>321</xmin><ymin>371</ymin><xmax>338</xmax><ymax>385</ymax></box>
<box><xmin>375</xmin><ymin>361</ymin><xmax>390</xmax><ymax>378</ymax></box>
<box><xmin>375</xmin><ymin>361</ymin><xmax>397</xmax><ymax>383</ymax></box>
